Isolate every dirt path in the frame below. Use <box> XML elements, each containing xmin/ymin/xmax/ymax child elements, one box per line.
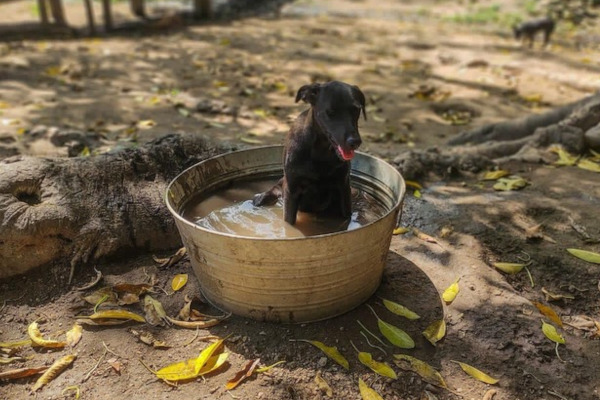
<box><xmin>1</xmin><ymin>1</ymin><xmax>600</xmax><ymax>399</ymax></box>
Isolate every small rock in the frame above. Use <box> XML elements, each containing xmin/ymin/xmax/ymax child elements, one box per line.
<box><xmin>317</xmin><ymin>356</ymin><xmax>327</xmax><ymax>368</ymax></box>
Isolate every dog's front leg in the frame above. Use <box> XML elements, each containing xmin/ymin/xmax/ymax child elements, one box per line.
<box><xmin>339</xmin><ymin>181</ymin><xmax>352</xmax><ymax>219</ymax></box>
<box><xmin>283</xmin><ymin>186</ymin><xmax>299</xmax><ymax>225</ymax></box>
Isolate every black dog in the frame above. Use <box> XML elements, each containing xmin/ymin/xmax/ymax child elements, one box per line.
<box><xmin>513</xmin><ymin>17</ymin><xmax>555</xmax><ymax>48</ymax></box>
<box><xmin>253</xmin><ymin>81</ymin><xmax>366</xmax><ymax>225</ymax></box>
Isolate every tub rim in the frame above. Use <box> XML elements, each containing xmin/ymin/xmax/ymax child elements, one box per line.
<box><xmin>165</xmin><ymin>145</ymin><xmax>406</xmax><ymax>242</ymax></box>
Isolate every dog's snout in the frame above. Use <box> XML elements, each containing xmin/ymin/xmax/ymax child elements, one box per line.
<box><xmin>347</xmin><ymin>137</ymin><xmax>362</xmax><ymax>150</ymax></box>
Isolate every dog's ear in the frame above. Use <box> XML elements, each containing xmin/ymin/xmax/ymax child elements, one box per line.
<box><xmin>295</xmin><ymin>83</ymin><xmax>321</xmax><ymax>105</ymax></box>
<box><xmin>351</xmin><ymin>85</ymin><xmax>367</xmax><ymax>120</ymax></box>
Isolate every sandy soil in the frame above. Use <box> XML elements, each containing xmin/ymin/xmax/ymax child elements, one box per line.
<box><xmin>1</xmin><ymin>1</ymin><xmax>600</xmax><ymax>399</ymax></box>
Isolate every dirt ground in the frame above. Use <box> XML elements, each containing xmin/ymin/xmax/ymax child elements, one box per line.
<box><xmin>1</xmin><ymin>0</ymin><xmax>600</xmax><ymax>399</ymax></box>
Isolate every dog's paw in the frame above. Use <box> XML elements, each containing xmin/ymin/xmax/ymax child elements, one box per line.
<box><xmin>253</xmin><ymin>192</ymin><xmax>278</xmax><ymax>207</ymax></box>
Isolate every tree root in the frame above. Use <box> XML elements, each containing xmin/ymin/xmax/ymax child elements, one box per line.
<box><xmin>0</xmin><ymin>134</ymin><xmax>232</xmax><ymax>280</ymax></box>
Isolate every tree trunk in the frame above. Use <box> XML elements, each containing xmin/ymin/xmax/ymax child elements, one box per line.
<box><xmin>0</xmin><ymin>134</ymin><xmax>231</xmax><ymax>281</ymax></box>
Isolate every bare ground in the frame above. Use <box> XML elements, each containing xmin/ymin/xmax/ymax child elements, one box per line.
<box><xmin>1</xmin><ymin>1</ymin><xmax>600</xmax><ymax>399</ymax></box>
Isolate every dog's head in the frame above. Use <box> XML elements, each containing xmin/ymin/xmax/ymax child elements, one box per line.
<box><xmin>295</xmin><ymin>81</ymin><xmax>366</xmax><ymax>161</ymax></box>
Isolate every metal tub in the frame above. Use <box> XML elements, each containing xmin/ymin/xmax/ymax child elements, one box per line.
<box><xmin>165</xmin><ymin>146</ymin><xmax>405</xmax><ymax>323</ymax></box>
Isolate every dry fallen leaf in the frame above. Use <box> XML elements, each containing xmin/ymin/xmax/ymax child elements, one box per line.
<box><xmin>80</xmin><ymin>309</ymin><xmax>145</xmax><ymax>323</ymax></box>
<box><xmin>66</xmin><ymin>323</ymin><xmax>83</xmax><ymax>348</ymax></box>
<box><xmin>358</xmin><ymin>378</ymin><xmax>384</xmax><ymax>400</ymax></box>
<box><xmin>137</xmin><ymin>120</ymin><xmax>157</xmax><ymax>129</ymax></box>
<box><xmin>532</xmin><ymin>301</ymin><xmax>563</xmax><ymax>327</ymax></box>
<box><xmin>442</xmin><ymin>279</ymin><xmax>460</xmax><ymax>305</ymax></box>
<box><xmin>32</xmin><ymin>354</ymin><xmax>77</xmax><ymax>392</ymax></box>
<box><xmin>394</xmin><ymin>354</ymin><xmax>447</xmax><ymax>388</ymax></box>
<box><xmin>0</xmin><ymin>367</ymin><xmax>48</xmax><ymax>380</ymax></box>
<box><xmin>357</xmin><ymin>350</ymin><xmax>397</xmax><ymax>379</ymax></box>
<box><xmin>171</xmin><ymin>274</ymin><xmax>188</xmax><ymax>292</ymax></box>
<box><xmin>225</xmin><ymin>358</ymin><xmax>260</xmax><ymax>390</ymax></box>
<box><xmin>413</xmin><ymin>228</ymin><xmax>438</xmax><ymax>244</ymax></box>
<box><xmin>452</xmin><ymin>361</ymin><xmax>498</xmax><ymax>384</ymax></box>
<box><xmin>143</xmin><ymin>295</ymin><xmax>169</xmax><ymax>326</ymax></box>
<box><xmin>493</xmin><ymin>176</ymin><xmax>528</xmax><ymax>191</ymax></box>
<box><xmin>154</xmin><ymin>338</ymin><xmax>227</xmax><ymax>382</ymax></box>
<box><xmin>541</xmin><ymin>287</ymin><xmax>575</xmax><ymax>302</ymax></box>
<box><xmin>129</xmin><ymin>329</ymin><xmax>171</xmax><ymax>348</ymax></box>
<box><xmin>28</xmin><ymin>322</ymin><xmax>66</xmax><ymax>349</ymax></box>
<box><xmin>293</xmin><ymin>340</ymin><xmax>349</xmax><ymax>370</ymax></box>
<box><xmin>393</xmin><ymin>227</ymin><xmax>410</xmax><ymax>235</ymax></box>
<box><xmin>576</xmin><ymin>159</ymin><xmax>600</xmax><ymax>172</ymax></box>
<box><xmin>482</xmin><ymin>170</ymin><xmax>510</xmax><ymax>181</ymax></box>
<box><xmin>422</xmin><ymin>319</ymin><xmax>446</xmax><ymax>346</ymax></box>
<box><xmin>314</xmin><ymin>371</ymin><xmax>333</xmax><ymax>397</ymax></box>
<box><xmin>153</xmin><ymin>247</ymin><xmax>187</xmax><ymax>268</ymax></box>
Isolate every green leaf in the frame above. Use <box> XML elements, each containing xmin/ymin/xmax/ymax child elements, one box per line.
<box><xmin>566</xmin><ymin>248</ymin><xmax>600</xmax><ymax>264</ymax></box>
<box><xmin>422</xmin><ymin>319</ymin><xmax>446</xmax><ymax>346</ymax></box>
<box><xmin>381</xmin><ymin>298</ymin><xmax>420</xmax><ymax>320</ymax></box>
<box><xmin>541</xmin><ymin>321</ymin><xmax>566</xmax><ymax>344</ymax></box>
<box><xmin>358</xmin><ymin>378</ymin><xmax>384</xmax><ymax>400</ymax></box>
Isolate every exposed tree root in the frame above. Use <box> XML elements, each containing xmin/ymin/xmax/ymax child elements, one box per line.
<box><xmin>395</xmin><ymin>92</ymin><xmax>600</xmax><ymax>180</ymax></box>
<box><xmin>0</xmin><ymin>134</ymin><xmax>232</xmax><ymax>280</ymax></box>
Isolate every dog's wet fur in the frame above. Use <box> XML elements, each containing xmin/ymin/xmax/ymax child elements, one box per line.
<box><xmin>252</xmin><ymin>81</ymin><xmax>366</xmax><ymax>225</ymax></box>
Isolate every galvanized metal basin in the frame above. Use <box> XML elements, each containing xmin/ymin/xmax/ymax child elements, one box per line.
<box><xmin>165</xmin><ymin>146</ymin><xmax>405</xmax><ymax>323</ymax></box>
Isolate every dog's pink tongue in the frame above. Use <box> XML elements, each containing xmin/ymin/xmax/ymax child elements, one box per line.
<box><xmin>337</xmin><ymin>145</ymin><xmax>355</xmax><ymax>161</ymax></box>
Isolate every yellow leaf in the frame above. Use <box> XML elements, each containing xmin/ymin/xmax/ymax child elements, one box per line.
<box><xmin>16</xmin><ymin>127</ymin><xmax>26</xmax><ymax>135</ymax></box>
<box><xmin>79</xmin><ymin>146</ymin><xmax>90</xmax><ymax>157</ymax></box>
<box><xmin>453</xmin><ymin>361</ymin><xmax>498</xmax><ymax>384</ymax></box>
<box><xmin>148</xmin><ymin>96</ymin><xmax>161</xmax><ymax>106</ymax></box>
<box><xmin>552</xmin><ymin>148</ymin><xmax>578</xmax><ymax>166</ymax></box>
<box><xmin>27</xmin><ymin>322</ymin><xmax>66</xmax><ymax>349</ymax></box>
<box><xmin>567</xmin><ymin>248</ymin><xmax>600</xmax><ymax>264</ymax></box>
<box><xmin>0</xmin><ymin>339</ymin><xmax>32</xmax><ymax>348</ymax></box>
<box><xmin>66</xmin><ymin>323</ymin><xmax>83</xmax><ymax>348</ymax></box>
<box><xmin>532</xmin><ymin>302</ymin><xmax>563</xmax><ymax>327</ymax></box>
<box><xmin>44</xmin><ymin>65</ymin><xmax>61</xmax><ymax>77</ymax></box>
<box><xmin>382</xmin><ymin>298</ymin><xmax>420</xmax><ymax>320</ymax></box>
<box><xmin>482</xmin><ymin>170</ymin><xmax>510</xmax><ymax>180</ymax></box>
<box><xmin>394</xmin><ymin>354</ymin><xmax>447</xmax><ymax>388</ymax></box>
<box><xmin>442</xmin><ymin>279</ymin><xmax>460</xmax><ymax>305</ymax></box>
<box><xmin>358</xmin><ymin>351</ymin><xmax>397</xmax><ymax>379</ymax></box>
<box><xmin>423</xmin><ymin>319</ymin><xmax>446</xmax><ymax>346</ymax></box>
<box><xmin>253</xmin><ymin>108</ymin><xmax>268</xmax><ymax>118</ymax></box>
<box><xmin>194</xmin><ymin>338</ymin><xmax>226</xmax><ymax>374</ymax></box>
<box><xmin>0</xmin><ymin>101</ymin><xmax>11</xmax><ymax>109</ymax></box>
<box><xmin>239</xmin><ymin>136</ymin><xmax>263</xmax><ymax>144</ymax></box>
<box><xmin>493</xmin><ymin>176</ymin><xmax>528</xmax><ymax>191</ymax></box>
<box><xmin>393</xmin><ymin>227</ymin><xmax>410</xmax><ymax>235</ymax></box>
<box><xmin>542</xmin><ymin>321</ymin><xmax>566</xmax><ymax>344</ymax></box>
<box><xmin>155</xmin><ymin>353</ymin><xmax>227</xmax><ymax>382</ymax></box>
<box><xmin>137</xmin><ymin>120</ymin><xmax>157</xmax><ymax>129</ymax></box>
<box><xmin>297</xmin><ymin>340</ymin><xmax>349</xmax><ymax>370</ymax></box>
<box><xmin>314</xmin><ymin>371</ymin><xmax>333</xmax><ymax>397</ymax></box>
<box><xmin>255</xmin><ymin>360</ymin><xmax>285</xmax><ymax>374</ymax></box>
<box><xmin>32</xmin><ymin>354</ymin><xmax>77</xmax><ymax>391</ymax></box>
<box><xmin>84</xmin><ymin>309</ymin><xmax>145</xmax><ymax>322</ymax></box>
<box><xmin>405</xmin><ymin>180</ymin><xmax>423</xmax><ymax>190</ymax></box>
<box><xmin>358</xmin><ymin>378</ymin><xmax>384</xmax><ymax>400</ymax></box>
<box><xmin>493</xmin><ymin>262</ymin><xmax>526</xmax><ymax>274</ymax></box>
<box><xmin>413</xmin><ymin>228</ymin><xmax>438</xmax><ymax>244</ymax></box>
<box><xmin>522</xmin><ymin>93</ymin><xmax>542</xmax><ymax>103</ymax></box>
<box><xmin>577</xmin><ymin>159</ymin><xmax>600</xmax><ymax>172</ymax></box>
<box><xmin>413</xmin><ymin>189</ymin><xmax>422</xmax><ymax>198</ymax></box>
<box><xmin>171</xmin><ymin>274</ymin><xmax>188</xmax><ymax>291</ymax></box>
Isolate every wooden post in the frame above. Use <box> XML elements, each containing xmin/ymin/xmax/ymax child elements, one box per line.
<box><xmin>37</xmin><ymin>0</ymin><xmax>49</xmax><ymax>26</ymax></box>
<box><xmin>131</xmin><ymin>0</ymin><xmax>145</xmax><ymax>18</ymax></box>
<box><xmin>194</xmin><ymin>0</ymin><xmax>212</xmax><ymax>19</ymax></box>
<box><xmin>101</xmin><ymin>0</ymin><xmax>113</xmax><ymax>31</ymax></box>
<box><xmin>48</xmin><ymin>0</ymin><xmax>67</xmax><ymax>26</ymax></box>
<box><xmin>83</xmin><ymin>0</ymin><xmax>96</xmax><ymax>34</ymax></box>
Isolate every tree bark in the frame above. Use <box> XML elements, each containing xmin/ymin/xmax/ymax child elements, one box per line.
<box><xmin>0</xmin><ymin>134</ymin><xmax>231</xmax><ymax>281</ymax></box>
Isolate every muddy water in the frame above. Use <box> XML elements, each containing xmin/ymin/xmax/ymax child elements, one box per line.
<box><xmin>182</xmin><ymin>178</ymin><xmax>387</xmax><ymax>238</ymax></box>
